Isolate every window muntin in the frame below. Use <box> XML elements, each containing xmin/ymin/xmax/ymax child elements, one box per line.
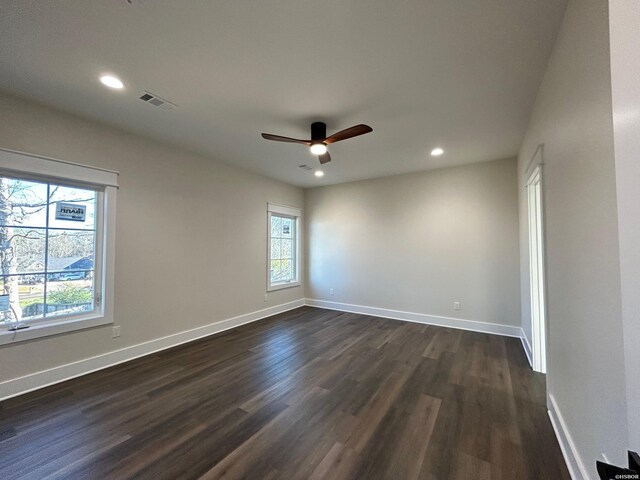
<box><xmin>0</xmin><ymin>175</ymin><xmax>100</xmax><ymax>326</ymax></box>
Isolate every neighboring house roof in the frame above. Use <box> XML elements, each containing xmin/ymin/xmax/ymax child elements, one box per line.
<box><xmin>20</xmin><ymin>260</ymin><xmax>45</xmax><ymax>271</ymax></box>
<box><xmin>48</xmin><ymin>256</ymin><xmax>93</xmax><ymax>272</ymax></box>
<box><xmin>19</xmin><ymin>256</ymin><xmax>93</xmax><ymax>273</ymax></box>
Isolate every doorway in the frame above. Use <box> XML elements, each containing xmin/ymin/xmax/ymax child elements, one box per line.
<box><xmin>527</xmin><ymin>161</ymin><xmax>547</xmax><ymax>373</ymax></box>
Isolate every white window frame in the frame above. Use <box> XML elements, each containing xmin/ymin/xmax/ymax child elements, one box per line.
<box><xmin>267</xmin><ymin>203</ymin><xmax>301</xmax><ymax>291</ymax></box>
<box><xmin>0</xmin><ymin>148</ymin><xmax>118</xmax><ymax>345</ymax></box>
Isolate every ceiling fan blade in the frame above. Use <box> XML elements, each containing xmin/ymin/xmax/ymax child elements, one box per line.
<box><xmin>324</xmin><ymin>124</ymin><xmax>373</xmax><ymax>144</ymax></box>
<box><xmin>318</xmin><ymin>151</ymin><xmax>332</xmax><ymax>164</ymax></box>
<box><xmin>261</xmin><ymin>133</ymin><xmax>311</xmax><ymax>145</ymax></box>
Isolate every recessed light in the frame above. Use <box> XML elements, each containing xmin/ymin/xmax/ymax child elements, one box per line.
<box><xmin>314</xmin><ymin>170</ymin><xmax>324</xmax><ymax>178</ymax></box>
<box><xmin>310</xmin><ymin>143</ymin><xmax>328</xmax><ymax>155</ymax></box>
<box><xmin>430</xmin><ymin>147</ymin><xmax>444</xmax><ymax>157</ymax></box>
<box><xmin>100</xmin><ymin>75</ymin><xmax>125</xmax><ymax>90</ymax></box>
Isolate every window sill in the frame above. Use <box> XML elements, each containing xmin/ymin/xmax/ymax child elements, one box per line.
<box><xmin>0</xmin><ymin>314</ymin><xmax>112</xmax><ymax>346</ymax></box>
<box><xmin>267</xmin><ymin>281</ymin><xmax>301</xmax><ymax>292</ymax></box>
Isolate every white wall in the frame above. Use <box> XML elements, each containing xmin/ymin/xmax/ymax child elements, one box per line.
<box><xmin>610</xmin><ymin>0</ymin><xmax>640</xmax><ymax>454</ymax></box>
<box><xmin>305</xmin><ymin>158</ymin><xmax>520</xmax><ymax>329</ymax></box>
<box><xmin>0</xmin><ymin>92</ymin><xmax>304</xmax><ymax>385</ymax></box>
<box><xmin>517</xmin><ymin>0</ymin><xmax>628</xmax><ymax>474</ymax></box>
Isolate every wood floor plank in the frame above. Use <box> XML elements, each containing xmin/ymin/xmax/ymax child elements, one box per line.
<box><xmin>350</xmin><ymin>393</ymin><xmax>441</xmax><ymax>480</ymax></box>
<box><xmin>0</xmin><ymin>306</ymin><xmax>570</xmax><ymax>480</ymax></box>
<box><xmin>452</xmin><ymin>452</ymin><xmax>492</xmax><ymax>480</ymax></box>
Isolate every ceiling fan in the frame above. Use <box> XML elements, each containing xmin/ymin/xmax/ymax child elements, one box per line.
<box><xmin>261</xmin><ymin>122</ymin><xmax>373</xmax><ymax>164</ymax></box>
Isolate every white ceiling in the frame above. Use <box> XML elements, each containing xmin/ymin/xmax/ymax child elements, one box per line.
<box><xmin>0</xmin><ymin>0</ymin><xmax>566</xmax><ymax>187</ymax></box>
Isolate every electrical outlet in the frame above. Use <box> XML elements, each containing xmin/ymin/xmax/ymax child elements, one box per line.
<box><xmin>112</xmin><ymin>326</ymin><xmax>121</xmax><ymax>338</ymax></box>
<box><xmin>329</xmin><ymin>288</ymin><xmax>334</xmax><ymax>295</ymax></box>
<box><xmin>264</xmin><ymin>293</ymin><xmax>268</xmax><ymax>302</ymax></box>
<box><xmin>453</xmin><ymin>302</ymin><xmax>461</xmax><ymax>311</ymax></box>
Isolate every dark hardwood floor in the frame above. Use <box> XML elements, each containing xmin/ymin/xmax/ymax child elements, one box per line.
<box><xmin>0</xmin><ymin>307</ymin><xmax>569</xmax><ymax>480</ymax></box>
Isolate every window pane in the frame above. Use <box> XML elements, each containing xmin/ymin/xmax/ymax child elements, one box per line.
<box><xmin>281</xmin><ymin>239</ymin><xmax>293</xmax><ymax>259</ymax></box>
<box><xmin>48</xmin><ymin>185</ymin><xmax>97</xmax><ymax>230</ymax></box>
<box><xmin>5</xmin><ymin>228</ymin><xmax>46</xmax><ymax>274</ymax></box>
<box><xmin>270</xmin><ymin>260</ymin><xmax>282</xmax><ymax>283</ymax></box>
<box><xmin>271</xmin><ymin>215</ymin><xmax>282</xmax><ymax>237</ymax></box>
<box><xmin>281</xmin><ymin>259</ymin><xmax>292</xmax><ymax>281</ymax></box>
<box><xmin>46</xmin><ymin>275</ymin><xmax>94</xmax><ymax>317</ymax></box>
<box><xmin>0</xmin><ymin>274</ymin><xmax>45</xmax><ymax>323</ymax></box>
<box><xmin>0</xmin><ymin>177</ymin><xmax>48</xmax><ymax>228</ymax></box>
<box><xmin>281</xmin><ymin>217</ymin><xmax>293</xmax><ymax>238</ymax></box>
<box><xmin>271</xmin><ymin>238</ymin><xmax>281</xmax><ymax>260</ymax></box>
<box><xmin>47</xmin><ymin>230</ymin><xmax>95</xmax><ymax>273</ymax></box>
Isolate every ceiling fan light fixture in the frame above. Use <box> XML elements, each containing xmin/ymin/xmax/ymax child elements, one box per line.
<box><xmin>310</xmin><ymin>143</ymin><xmax>327</xmax><ymax>155</ymax></box>
<box><xmin>100</xmin><ymin>74</ymin><xmax>125</xmax><ymax>89</ymax></box>
<box><xmin>261</xmin><ymin>122</ymin><xmax>372</xmax><ymax>165</ymax></box>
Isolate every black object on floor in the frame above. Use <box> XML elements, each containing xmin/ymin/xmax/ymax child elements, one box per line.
<box><xmin>597</xmin><ymin>451</ymin><xmax>640</xmax><ymax>480</ymax></box>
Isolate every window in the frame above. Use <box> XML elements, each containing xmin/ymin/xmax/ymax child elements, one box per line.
<box><xmin>267</xmin><ymin>203</ymin><xmax>301</xmax><ymax>291</ymax></box>
<box><xmin>0</xmin><ymin>148</ymin><xmax>117</xmax><ymax>344</ymax></box>
<box><xmin>0</xmin><ymin>177</ymin><xmax>99</xmax><ymax>323</ymax></box>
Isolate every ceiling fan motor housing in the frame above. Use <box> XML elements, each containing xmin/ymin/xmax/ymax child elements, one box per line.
<box><xmin>311</xmin><ymin>122</ymin><xmax>327</xmax><ymax>143</ymax></box>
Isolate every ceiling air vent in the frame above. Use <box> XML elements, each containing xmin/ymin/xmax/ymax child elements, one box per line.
<box><xmin>298</xmin><ymin>164</ymin><xmax>313</xmax><ymax>171</ymax></box>
<box><xmin>139</xmin><ymin>91</ymin><xmax>177</xmax><ymax>111</ymax></box>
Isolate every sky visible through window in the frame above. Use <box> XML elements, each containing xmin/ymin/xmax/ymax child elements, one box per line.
<box><xmin>0</xmin><ymin>176</ymin><xmax>97</xmax><ymax>324</ymax></box>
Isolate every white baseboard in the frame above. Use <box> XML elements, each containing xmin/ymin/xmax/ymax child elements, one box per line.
<box><xmin>0</xmin><ymin>299</ymin><xmax>305</xmax><ymax>401</ymax></box>
<box><xmin>520</xmin><ymin>329</ymin><xmax>533</xmax><ymax>367</ymax></box>
<box><xmin>305</xmin><ymin>299</ymin><xmax>522</xmax><ymax>338</ymax></box>
<box><xmin>548</xmin><ymin>393</ymin><xmax>590</xmax><ymax>480</ymax></box>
